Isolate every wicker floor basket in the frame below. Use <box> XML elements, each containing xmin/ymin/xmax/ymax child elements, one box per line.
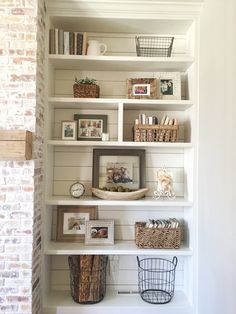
<box><xmin>68</xmin><ymin>255</ymin><xmax>108</xmax><ymax>304</ymax></box>
<box><xmin>134</xmin><ymin>124</ymin><xmax>178</xmax><ymax>142</ymax></box>
<box><xmin>135</xmin><ymin>222</ymin><xmax>181</xmax><ymax>249</ymax></box>
<box><xmin>73</xmin><ymin>84</ymin><xmax>100</xmax><ymax>98</ymax></box>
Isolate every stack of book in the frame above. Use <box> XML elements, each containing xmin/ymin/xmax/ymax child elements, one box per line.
<box><xmin>49</xmin><ymin>29</ymin><xmax>88</xmax><ymax>55</ymax></box>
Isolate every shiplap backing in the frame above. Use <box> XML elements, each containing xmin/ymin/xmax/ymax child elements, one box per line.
<box><xmin>50</xmin><ymin>255</ymin><xmax>186</xmax><ymax>292</ymax></box>
<box><xmin>53</xmin><ymin>108</ymin><xmax>187</xmax><ymax>142</ymax></box>
<box><xmin>88</xmin><ymin>32</ymin><xmax>186</xmax><ymax>57</ymax></box>
<box><xmin>48</xmin><ymin>32</ymin><xmax>190</xmax><ymax>298</ymax></box>
<box><xmin>51</xmin><ymin>206</ymin><xmax>188</xmax><ymax>242</ymax></box>
<box><xmin>52</xmin><ymin>147</ymin><xmax>185</xmax><ymax>197</ymax></box>
<box><xmin>53</xmin><ymin>70</ymin><xmax>187</xmax><ymax>99</ymax></box>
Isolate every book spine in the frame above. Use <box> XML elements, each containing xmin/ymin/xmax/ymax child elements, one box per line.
<box><xmin>74</xmin><ymin>32</ymin><xmax>77</xmax><ymax>55</ymax></box>
<box><xmin>64</xmin><ymin>32</ymin><xmax>69</xmax><ymax>55</ymax></box>
<box><xmin>69</xmin><ymin>32</ymin><xmax>74</xmax><ymax>55</ymax></box>
<box><xmin>55</xmin><ymin>28</ymin><xmax>58</xmax><ymax>54</ymax></box>
<box><xmin>82</xmin><ymin>32</ymin><xmax>88</xmax><ymax>55</ymax></box>
<box><xmin>77</xmin><ymin>33</ymin><xmax>83</xmax><ymax>55</ymax></box>
<box><xmin>58</xmin><ymin>29</ymin><xmax>64</xmax><ymax>54</ymax></box>
<box><xmin>49</xmin><ymin>29</ymin><xmax>55</xmax><ymax>54</ymax></box>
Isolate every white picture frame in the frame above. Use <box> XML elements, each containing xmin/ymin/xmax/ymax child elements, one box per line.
<box><xmin>85</xmin><ymin>220</ymin><xmax>114</xmax><ymax>245</ymax></box>
<box><xmin>61</xmin><ymin>120</ymin><xmax>77</xmax><ymax>140</ymax></box>
<box><xmin>155</xmin><ymin>72</ymin><xmax>181</xmax><ymax>100</ymax></box>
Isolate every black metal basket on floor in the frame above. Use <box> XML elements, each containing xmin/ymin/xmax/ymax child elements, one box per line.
<box><xmin>135</xmin><ymin>36</ymin><xmax>174</xmax><ymax>57</ymax></box>
<box><xmin>137</xmin><ymin>256</ymin><xmax>178</xmax><ymax>304</ymax></box>
<box><xmin>68</xmin><ymin>255</ymin><xmax>108</xmax><ymax>304</ymax></box>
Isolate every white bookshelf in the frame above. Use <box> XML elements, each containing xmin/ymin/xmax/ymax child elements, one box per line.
<box><xmin>44</xmin><ymin>240</ymin><xmax>192</xmax><ymax>256</ymax></box>
<box><xmin>43</xmin><ymin>290</ymin><xmax>192</xmax><ymax>314</ymax></box>
<box><xmin>48</xmin><ymin>54</ymin><xmax>194</xmax><ymax>71</ymax></box>
<box><xmin>45</xmin><ymin>195</ymin><xmax>193</xmax><ymax>207</ymax></box>
<box><xmin>43</xmin><ymin>0</ymin><xmax>203</xmax><ymax>313</ymax></box>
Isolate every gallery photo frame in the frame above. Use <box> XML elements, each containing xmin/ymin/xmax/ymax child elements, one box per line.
<box><xmin>74</xmin><ymin>114</ymin><xmax>107</xmax><ymax>141</ymax></box>
<box><xmin>61</xmin><ymin>120</ymin><xmax>77</xmax><ymax>140</ymax></box>
<box><xmin>56</xmin><ymin>205</ymin><xmax>98</xmax><ymax>242</ymax></box>
<box><xmin>85</xmin><ymin>220</ymin><xmax>114</xmax><ymax>245</ymax></box>
<box><xmin>155</xmin><ymin>72</ymin><xmax>181</xmax><ymax>100</ymax></box>
<box><xmin>127</xmin><ymin>78</ymin><xmax>157</xmax><ymax>99</ymax></box>
<box><xmin>92</xmin><ymin>148</ymin><xmax>146</xmax><ymax>191</ymax></box>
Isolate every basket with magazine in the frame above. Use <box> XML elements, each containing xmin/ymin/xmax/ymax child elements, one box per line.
<box><xmin>135</xmin><ymin>220</ymin><xmax>181</xmax><ymax>249</ymax></box>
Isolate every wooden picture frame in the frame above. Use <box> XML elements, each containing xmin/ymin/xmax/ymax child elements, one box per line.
<box><xmin>92</xmin><ymin>148</ymin><xmax>145</xmax><ymax>190</ymax></box>
<box><xmin>85</xmin><ymin>220</ymin><xmax>114</xmax><ymax>245</ymax></box>
<box><xmin>127</xmin><ymin>78</ymin><xmax>157</xmax><ymax>99</ymax></box>
<box><xmin>74</xmin><ymin>114</ymin><xmax>107</xmax><ymax>141</ymax></box>
<box><xmin>56</xmin><ymin>205</ymin><xmax>98</xmax><ymax>242</ymax></box>
<box><xmin>61</xmin><ymin>120</ymin><xmax>77</xmax><ymax>140</ymax></box>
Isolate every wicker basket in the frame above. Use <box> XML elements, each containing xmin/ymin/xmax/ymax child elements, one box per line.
<box><xmin>73</xmin><ymin>83</ymin><xmax>100</xmax><ymax>98</ymax></box>
<box><xmin>68</xmin><ymin>255</ymin><xmax>108</xmax><ymax>304</ymax></box>
<box><xmin>135</xmin><ymin>222</ymin><xmax>181</xmax><ymax>249</ymax></box>
<box><xmin>134</xmin><ymin>124</ymin><xmax>178</xmax><ymax>142</ymax></box>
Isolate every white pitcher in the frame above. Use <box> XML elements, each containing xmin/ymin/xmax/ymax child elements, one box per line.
<box><xmin>87</xmin><ymin>40</ymin><xmax>107</xmax><ymax>56</ymax></box>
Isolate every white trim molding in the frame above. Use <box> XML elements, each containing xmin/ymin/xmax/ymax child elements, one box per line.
<box><xmin>46</xmin><ymin>0</ymin><xmax>204</xmax><ymax>19</ymax></box>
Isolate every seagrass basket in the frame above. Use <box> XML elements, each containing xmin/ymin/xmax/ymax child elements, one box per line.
<box><xmin>73</xmin><ymin>84</ymin><xmax>100</xmax><ymax>98</ymax></box>
<box><xmin>135</xmin><ymin>222</ymin><xmax>181</xmax><ymax>249</ymax></box>
<box><xmin>134</xmin><ymin>124</ymin><xmax>178</xmax><ymax>142</ymax></box>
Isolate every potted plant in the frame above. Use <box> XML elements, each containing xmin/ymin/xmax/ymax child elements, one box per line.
<box><xmin>73</xmin><ymin>77</ymin><xmax>100</xmax><ymax>98</ymax></box>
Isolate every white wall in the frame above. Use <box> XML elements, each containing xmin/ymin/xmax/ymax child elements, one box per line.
<box><xmin>198</xmin><ymin>0</ymin><xmax>236</xmax><ymax>313</ymax></box>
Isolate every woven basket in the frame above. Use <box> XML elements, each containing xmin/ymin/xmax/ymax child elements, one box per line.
<box><xmin>68</xmin><ymin>255</ymin><xmax>108</xmax><ymax>304</ymax></box>
<box><xmin>73</xmin><ymin>84</ymin><xmax>100</xmax><ymax>98</ymax></box>
<box><xmin>134</xmin><ymin>124</ymin><xmax>178</xmax><ymax>142</ymax></box>
<box><xmin>135</xmin><ymin>222</ymin><xmax>181</xmax><ymax>249</ymax></box>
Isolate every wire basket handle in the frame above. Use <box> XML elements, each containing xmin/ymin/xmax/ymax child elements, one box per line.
<box><xmin>137</xmin><ymin>256</ymin><xmax>141</xmax><ymax>267</ymax></box>
<box><xmin>172</xmin><ymin>256</ymin><xmax>178</xmax><ymax>268</ymax></box>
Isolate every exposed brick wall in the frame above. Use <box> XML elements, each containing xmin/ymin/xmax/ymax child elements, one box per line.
<box><xmin>0</xmin><ymin>0</ymin><xmax>45</xmax><ymax>313</ymax></box>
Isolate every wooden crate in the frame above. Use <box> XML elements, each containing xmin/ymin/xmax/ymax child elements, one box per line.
<box><xmin>0</xmin><ymin>130</ymin><xmax>33</xmax><ymax>160</ymax></box>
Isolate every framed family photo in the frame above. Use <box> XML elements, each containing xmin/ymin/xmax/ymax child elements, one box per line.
<box><xmin>155</xmin><ymin>72</ymin><xmax>181</xmax><ymax>100</ymax></box>
<box><xmin>85</xmin><ymin>220</ymin><xmax>114</xmax><ymax>245</ymax></box>
<box><xmin>56</xmin><ymin>205</ymin><xmax>98</xmax><ymax>242</ymax></box>
<box><xmin>74</xmin><ymin>114</ymin><xmax>107</xmax><ymax>141</ymax></box>
<box><xmin>127</xmin><ymin>78</ymin><xmax>157</xmax><ymax>99</ymax></box>
<box><xmin>92</xmin><ymin>148</ymin><xmax>145</xmax><ymax>190</ymax></box>
<box><xmin>61</xmin><ymin>120</ymin><xmax>77</xmax><ymax>140</ymax></box>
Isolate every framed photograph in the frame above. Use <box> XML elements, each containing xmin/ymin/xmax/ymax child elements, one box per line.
<box><xmin>155</xmin><ymin>72</ymin><xmax>181</xmax><ymax>100</ymax></box>
<box><xmin>92</xmin><ymin>149</ymin><xmax>145</xmax><ymax>190</ymax></box>
<box><xmin>127</xmin><ymin>78</ymin><xmax>157</xmax><ymax>99</ymax></box>
<box><xmin>61</xmin><ymin>120</ymin><xmax>77</xmax><ymax>140</ymax></box>
<box><xmin>74</xmin><ymin>114</ymin><xmax>107</xmax><ymax>141</ymax></box>
<box><xmin>85</xmin><ymin>220</ymin><xmax>114</xmax><ymax>245</ymax></box>
<box><xmin>56</xmin><ymin>205</ymin><xmax>98</xmax><ymax>242</ymax></box>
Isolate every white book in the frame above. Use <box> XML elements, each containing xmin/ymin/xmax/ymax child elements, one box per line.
<box><xmin>64</xmin><ymin>31</ymin><xmax>69</xmax><ymax>55</ymax></box>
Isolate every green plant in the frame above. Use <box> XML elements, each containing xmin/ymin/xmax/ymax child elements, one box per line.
<box><xmin>74</xmin><ymin>77</ymin><xmax>97</xmax><ymax>85</ymax></box>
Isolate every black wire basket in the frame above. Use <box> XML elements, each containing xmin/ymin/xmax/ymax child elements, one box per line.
<box><xmin>68</xmin><ymin>255</ymin><xmax>108</xmax><ymax>304</ymax></box>
<box><xmin>135</xmin><ymin>36</ymin><xmax>174</xmax><ymax>57</ymax></box>
<box><xmin>137</xmin><ymin>256</ymin><xmax>178</xmax><ymax>304</ymax></box>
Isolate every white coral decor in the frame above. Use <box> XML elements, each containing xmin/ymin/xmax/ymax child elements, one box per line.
<box><xmin>153</xmin><ymin>167</ymin><xmax>175</xmax><ymax>200</ymax></box>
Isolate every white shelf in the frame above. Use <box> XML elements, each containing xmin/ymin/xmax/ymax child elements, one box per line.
<box><xmin>48</xmin><ymin>97</ymin><xmax>193</xmax><ymax>111</ymax></box>
<box><xmin>44</xmin><ymin>240</ymin><xmax>192</xmax><ymax>256</ymax></box>
<box><xmin>48</xmin><ymin>55</ymin><xmax>194</xmax><ymax>72</ymax></box>
<box><xmin>45</xmin><ymin>196</ymin><xmax>193</xmax><ymax>207</ymax></box>
<box><xmin>43</xmin><ymin>290</ymin><xmax>192</xmax><ymax>314</ymax></box>
<box><xmin>47</xmin><ymin>140</ymin><xmax>193</xmax><ymax>148</ymax></box>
